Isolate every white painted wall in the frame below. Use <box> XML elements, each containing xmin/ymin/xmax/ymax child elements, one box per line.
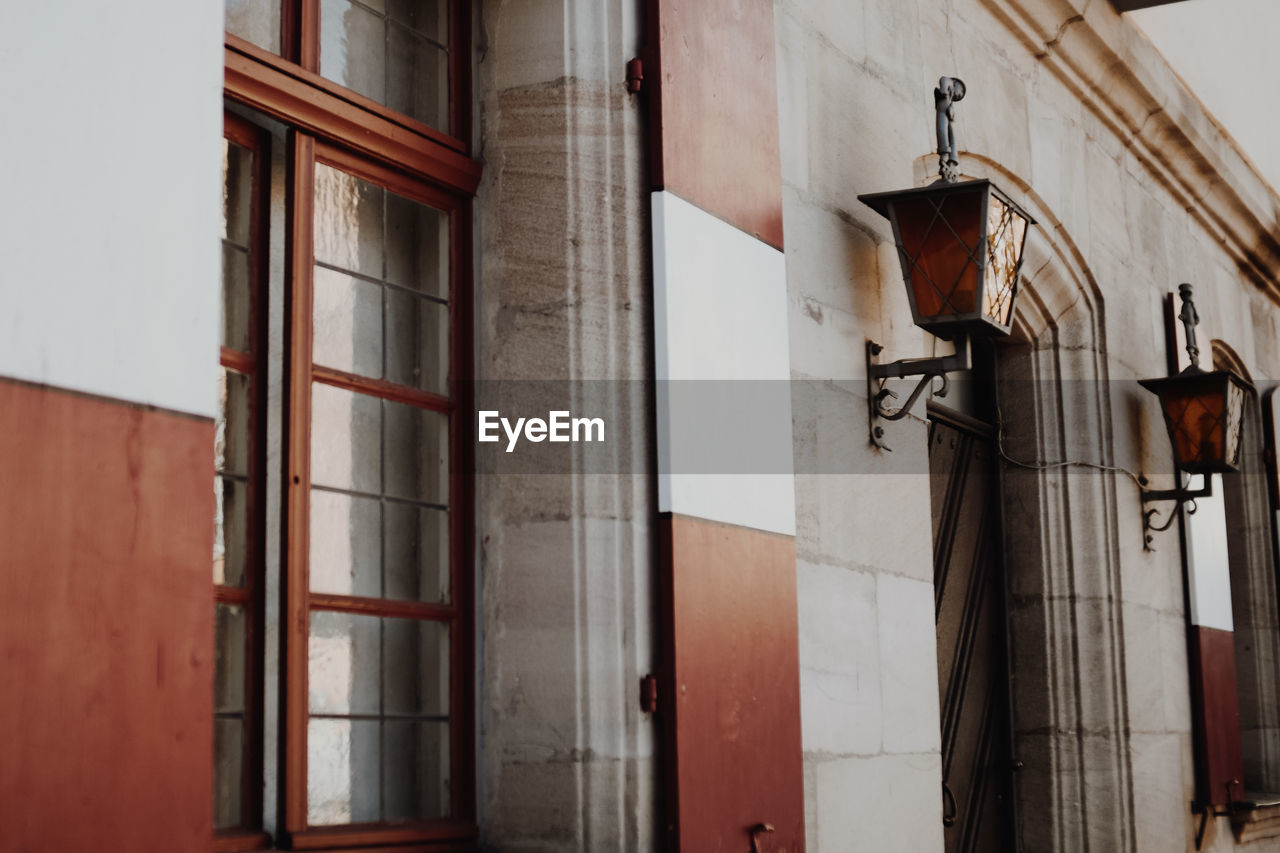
<box><xmin>1186</xmin><ymin>474</ymin><xmax>1235</xmax><ymax>631</ymax></box>
<box><xmin>0</xmin><ymin>1</ymin><xmax>225</xmax><ymax>418</ymax></box>
<box><xmin>652</xmin><ymin>190</ymin><xmax>797</xmax><ymax>537</ymax></box>
<box><xmin>1130</xmin><ymin>0</ymin><xmax>1280</xmax><ymax>193</ymax></box>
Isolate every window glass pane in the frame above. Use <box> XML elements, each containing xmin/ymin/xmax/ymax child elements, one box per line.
<box><xmin>226</xmin><ymin>0</ymin><xmax>281</xmax><ymax>54</ymax></box>
<box><xmin>313</xmin><ymin>266</ymin><xmax>383</xmax><ymax>379</ymax></box>
<box><xmin>384</xmin><ymin>503</ymin><xmax>449</xmax><ymax>603</ymax></box>
<box><xmin>216</xmin><ymin>603</ymin><xmax>248</xmax><ymax>713</ymax></box>
<box><xmin>386</xmin><ymin>22</ymin><xmax>449</xmax><ymax>131</ymax></box>
<box><xmin>312</xmin><ymin>275</ymin><xmax>448</xmax><ymax>394</ymax></box>
<box><xmin>223</xmin><ymin>140</ymin><xmax>253</xmax><ymax>244</ymax></box>
<box><xmin>309</xmin><ymin>491</ymin><xmax>450</xmax><ymax>603</ymax></box>
<box><xmin>223</xmin><ymin>245</ymin><xmax>252</xmax><ymax>352</ymax></box>
<box><xmin>315</xmin><ymin>163</ymin><xmax>384</xmax><ymax>280</ymax></box>
<box><xmin>321</xmin><ymin>0</ymin><xmax>386</xmax><ymax>105</ymax></box>
<box><xmin>384</xmin><ymin>399</ymin><xmax>448</xmax><ymax>505</ymax></box>
<box><xmin>388</xmin><ymin>0</ymin><xmax>446</xmax><ymax>43</ymax></box>
<box><xmin>222</xmin><ymin>140</ymin><xmax>254</xmax><ymax>352</ymax></box>
<box><xmin>215</xmin><ymin>367</ymin><xmax>252</xmax><ymax>588</ymax></box>
<box><xmin>214</xmin><ymin>603</ymin><xmax>249</xmax><ymax>826</ymax></box>
<box><xmin>310</xmin><ymin>383</ymin><xmax>449</xmax><ymax>506</ymax></box>
<box><xmin>308</xmin><ymin>612</ymin><xmax>449</xmax><ymax>716</ymax></box>
<box><xmin>312</xmin><ymin>164</ymin><xmax>450</xmax><ymax>391</ymax></box>
<box><xmin>382</xmin><ymin>721</ymin><xmax>450</xmax><ymax>820</ymax></box>
<box><xmin>216</xmin><ymin>368</ymin><xmax>252</xmax><ymax>478</ymax></box>
<box><xmin>385</xmin><ymin>177</ymin><xmax>449</xmax><ymax>300</ymax></box>
<box><xmin>308</xmin><ymin>718</ymin><xmax>380</xmax><ymax>824</ymax></box>
<box><xmin>319</xmin><ymin>0</ymin><xmax>449</xmax><ymax>131</ymax></box>
<box><xmin>310</xmin><ymin>489</ymin><xmax>382</xmax><ymax>598</ymax></box>
<box><xmin>310</xmin><ymin>610</ymin><xmax>382</xmax><ymax>716</ymax></box>
<box><xmin>385</xmin><ymin>289</ymin><xmax>449</xmax><ymax>394</ymax></box>
<box><xmin>382</xmin><ymin>616</ymin><xmax>449</xmax><ymax>716</ymax></box>
<box><xmin>214</xmin><ymin>718</ymin><xmax>246</xmax><ymax>829</ymax></box>
<box><xmin>214</xmin><ymin>476</ymin><xmax>250</xmax><ymax>587</ymax></box>
<box><xmin>307</xmin><ymin>612</ymin><xmax>450</xmax><ymax>825</ymax></box>
<box><xmin>311</xmin><ymin>383</ymin><xmax>382</xmax><ymax>495</ymax></box>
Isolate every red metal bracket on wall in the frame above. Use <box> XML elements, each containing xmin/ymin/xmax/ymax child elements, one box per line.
<box><xmin>626</xmin><ymin>57</ymin><xmax>644</xmax><ymax>94</ymax></box>
<box><xmin>640</xmin><ymin>674</ymin><xmax>658</xmax><ymax>713</ymax></box>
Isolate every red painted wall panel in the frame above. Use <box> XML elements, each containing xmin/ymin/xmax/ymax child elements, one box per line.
<box><xmin>646</xmin><ymin>0</ymin><xmax>785</xmax><ymax>250</ymax></box>
<box><xmin>660</xmin><ymin>515</ymin><xmax>805</xmax><ymax>853</ymax></box>
<box><xmin>0</xmin><ymin>379</ymin><xmax>214</xmax><ymax>852</ymax></box>
<box><xmin>1189</xmin><ymin>625</ymin><xmax>1245</xmax><ymax>806</ymax></box>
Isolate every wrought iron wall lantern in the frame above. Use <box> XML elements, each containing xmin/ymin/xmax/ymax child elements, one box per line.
<box><xmin>858</xmin><ymin>77</ymin><xmax>1036</xmax><ymax>449</ymax></box>
<box><xmin>1139</xmin><ymin>283</ymin><xmax>1253</xmax><ymax>548</ymax></box>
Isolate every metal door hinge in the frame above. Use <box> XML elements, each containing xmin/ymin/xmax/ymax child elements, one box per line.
<box><xmin>640</xmin><ymin>674</ymin><xmax>658</xmax><ymax>712</ymax></box>
<box><xmin>626</xmin><ymin>57</ymin><xmax>645</xmax><ymax>94</ymax></box>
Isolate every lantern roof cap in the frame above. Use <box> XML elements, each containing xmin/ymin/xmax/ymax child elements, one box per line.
<box><xmin>857</xmin><ymin>178</ymin><xmax>1037</xmax><ymax>226</ymax></box>
<box><xmin>1137</xmin><ymin>365</ymin><xmax>1254</xmax><ymax>395</ymax></box>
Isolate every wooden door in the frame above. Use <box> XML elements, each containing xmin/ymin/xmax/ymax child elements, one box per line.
<box><xmin>929</xmin><ymin>408</ymin><xmax>1016</xmax><ymax>853</ymax></box>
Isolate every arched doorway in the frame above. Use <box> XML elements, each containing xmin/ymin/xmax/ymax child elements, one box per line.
<box><xmin>914</xmin><ymin>153</ymin><xmax>1140</xmax><ymax>852</ymax></box>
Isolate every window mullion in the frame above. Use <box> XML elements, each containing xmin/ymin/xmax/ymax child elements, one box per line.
<box><xmin>282</xmin><ymin>128</ymin><xmax>318</xmax><ymax>838</ymax></box>
<box><xmin>297</xmin><ymin>0</ymin><xmax>320</xmax><ymax>72</ymax></box>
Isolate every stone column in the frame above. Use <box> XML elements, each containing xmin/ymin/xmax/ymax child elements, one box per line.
<box><xmin>474</xmin><ymin>0</ymin><xmax>658</xmax><ymax>849</ymax></box>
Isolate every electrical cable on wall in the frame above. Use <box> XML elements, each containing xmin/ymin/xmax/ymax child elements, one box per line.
<box><xmin>989</xmin><ymin>347</ymin><xmax>1149</xmax><ymax>493</ymax></box>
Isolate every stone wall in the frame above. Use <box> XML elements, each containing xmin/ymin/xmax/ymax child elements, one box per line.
<box><xmin>474</xmin><ymin>0</ymin><xmax>1280</xmax><ymax>849</ymax></box>
<box><xmin>774</xmin><ymin>0</ymin><xmax>1280</xmax><ymax>851</ymax></box>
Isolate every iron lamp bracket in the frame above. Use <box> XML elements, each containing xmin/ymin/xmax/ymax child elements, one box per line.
<box><xmin>1139</xmin><ymin>473</ymin><xmax>1212</xmax><ymax>551</ymax></box>
<box><xmin>867</xmin><ymin>335</ymin><xmax>971</xmax><ymax>450</ymax></box>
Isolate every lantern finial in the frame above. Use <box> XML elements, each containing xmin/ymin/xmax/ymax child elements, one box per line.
<box><xmin>934</xmin><ymin>76</ymin><xmax>966</xmax><ymax>183</ymax></box>
<box><xmin>1177</xmin><ymin>283</ymin><xmax>1202</xmax><ymax>372</ymax></box>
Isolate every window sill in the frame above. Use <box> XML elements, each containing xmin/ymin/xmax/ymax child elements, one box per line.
<box><xmin>214</xmin><ymin>824</ymin><xmax>479</xmax><ymax>852</ymax></box>
<box><xmin>214</xmin><ymin>829</ymin><xmax>272</xmax><ymax>853</ymax></box>
<box><xmin>1232</xmin><ymin>793</ymin><xmax>1280</xmax><ymax>844</ymax></box>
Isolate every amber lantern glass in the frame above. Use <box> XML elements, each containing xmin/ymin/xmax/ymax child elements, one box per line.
<box><xmin>859</xmin><ymin>179</ymin><xmax>1034</xmax><ymax>340</ymax></box>
<box><xmin>1139</xmin><ymin>369</ymin><xmax>1251</xmax><ymax>474</ymax></box>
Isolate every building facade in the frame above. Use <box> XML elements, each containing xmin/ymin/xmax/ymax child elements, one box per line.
<box><xmin>3</xmin><ymin>1</ymin><xmax>1280</xmax><ymax>852</ymax></box>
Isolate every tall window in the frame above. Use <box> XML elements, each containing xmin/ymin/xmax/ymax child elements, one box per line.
<box><xmin>217</xmin><ymin>3</ymin><xmax>478</xmax><ymax>850</ymax></box>
<box><xmin>216</xmin><ymin>113</ymin><xmax>271</xmax><ymax>843</ymax></box>
<box><xmin>1214</xmin><ymin>345</ymin><xmax>1280</xmax><ymax>796</ymax></box>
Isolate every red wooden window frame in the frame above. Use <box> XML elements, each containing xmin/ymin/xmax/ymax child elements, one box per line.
<box><xmin>226</xmin><ymin>0</ymin><xmax>472</xmax><ymax>159</ymax></box>
<box><xmin>221</xmin><ymin>1</ymin><xmax>478</xmax><ymax>849</ymax></box>
<box><xmin>281</xmin><ymin>136</ymin><xmax>476</xmax><ymax>850</ymax></box>
<box><xmin>217</xmin><ymin>111</ymin><xmax>272</xmax><ymax>853</ymax></box>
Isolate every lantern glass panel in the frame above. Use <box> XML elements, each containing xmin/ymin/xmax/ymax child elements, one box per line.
<box><xmin>1224</xmin><ymin>378</ymin><xmax>1247</xmax><ymax>467</ymax></box>
<box><xmin>892</xmin><ymin>189</ymin><xmax>984</xmax><ymax>321</ymax></box>
<box><xmin>1154</xmin><ymin>374</ymin><xmax>1248</xmax><ymax>472</ymax></box>
<box><xmin>1161</xmin><ymin>385</ymin><xmax>1223</xmax><ymax>470</ymax></box>
<box><xmin>983</xmin><ymin>195</ymin><xmax>1028</xmax><ymax>327</ymax></box>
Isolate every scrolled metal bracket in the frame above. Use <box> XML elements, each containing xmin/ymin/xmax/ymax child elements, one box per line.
<box><xmin>867</xmin><ymin>336</ymin><xmax>971</xmax><ymax>450</ymax></box>
<box><xmin>1139</xmin><ymin>473</ymin><xmax>1212</xmax><ymax>551</ymax></box>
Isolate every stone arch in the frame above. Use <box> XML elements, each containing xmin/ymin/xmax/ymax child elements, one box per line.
<box><xmin>1213</xmin><ymin>339</ymin><xmax>1254</xmax><ymax>383</ymax></box>
<box><xmin>912</xmin><ymin>152</ymin><xmax>1138</xmax><ymax>852</ymax></box>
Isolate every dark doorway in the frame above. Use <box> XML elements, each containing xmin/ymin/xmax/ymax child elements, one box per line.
<box><xmin>929</xmin><ymin>404</ymin><xmax>1016</xmax><ymax>853</ymax></box>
